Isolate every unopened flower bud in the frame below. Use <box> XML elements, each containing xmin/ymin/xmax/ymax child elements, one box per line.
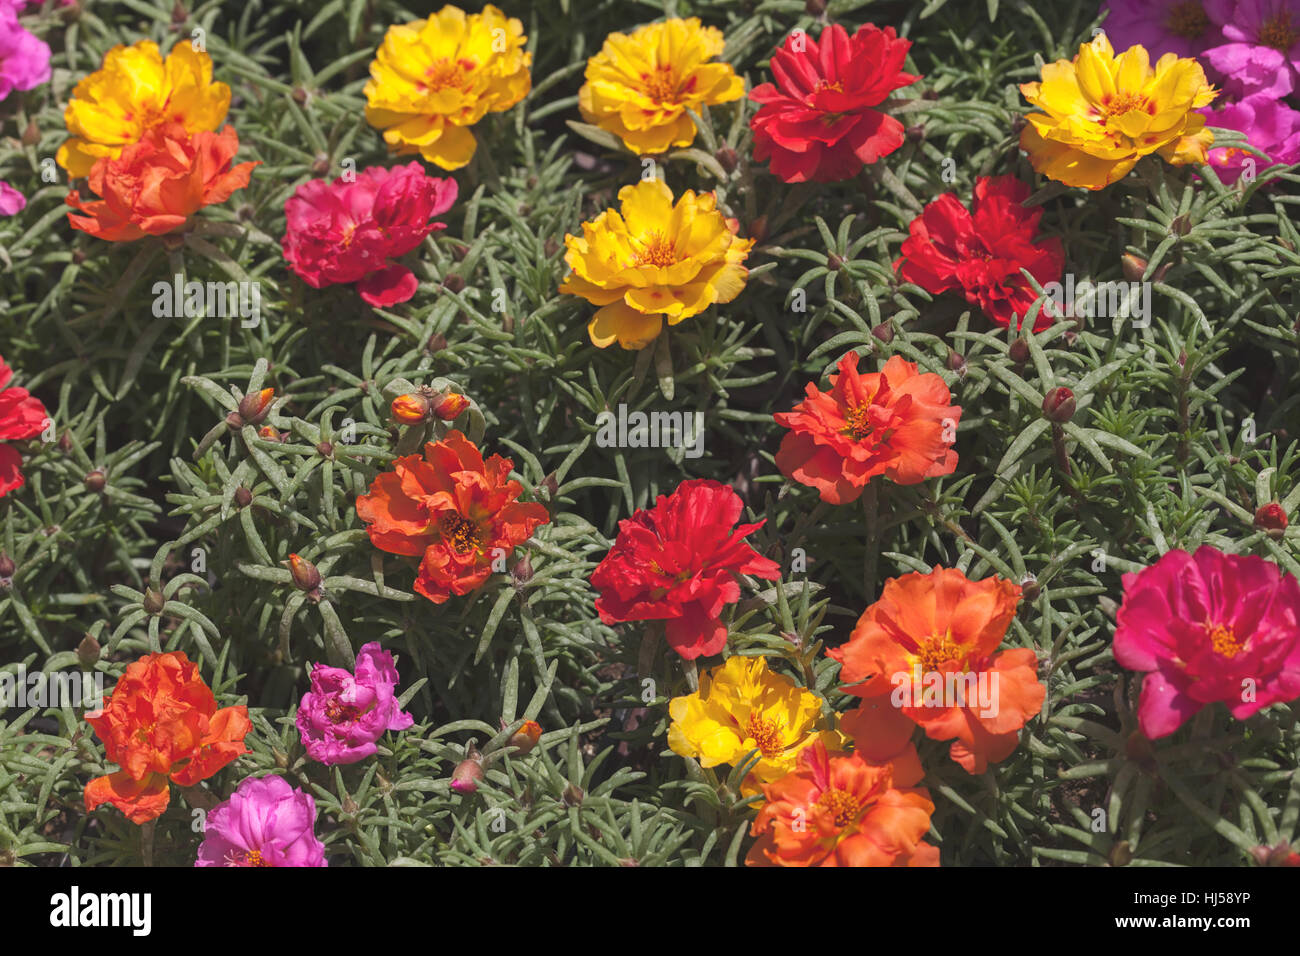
<box><xmin>315</xmin><ymin>440</ymin><xmax>334</xmax><ymax>459</ymax></box>
<box><xmin>805</xmin><ymin>0</ymin><xmax>827</xmax><ymax>14</ymax></box>
<box><xmin>1120</xmin><ymin>254</ymin><xmax>1147</xmax><ymax>283</ymax></box>
<box><xmin>826</xmin><ymin>253</ymin><xmax>844</xmax><ymax>271</ymax></box>
<box><xmin>391</xmin><ymin>393</ymin><xmax>430</xmax><ymax>424</ymax></box>
<box><xmin>905</xmin><ymin>124</ymin><xmax>925</xmax><ymax>143</ymax></box>
<box><xmin>442</xmin><ymin>273</ymin><xmax>465</xmax><ymax>294</ymax></box>
<box><xmin>1020</xmin><ymin>574</ymin><xmax>1040</xmax><ymax>602</ymax></box>
<box><xmin>539</xmin><ymin>472</ymin><xmax>559</xmax><ymax>499</ymax></box>
<box><xmin>946</xmin><ymin>349</ymin><xmax>966</xmax><ymax>374</ymax></box>
<box><xmin>451</xmin><ymin>758</ymin><xmax>484</xmax><ymax>794</ymax></box>
<box><xmin>512</xmin><ymin>553</ymin><xmax>534</xmax><ymax>588</ymax></box>
<box><xmin>508</xmin><ymin>720</ymin><xmax>542</xmax><ymax>757</ymax></box>
<box><xmin>1042</xmin><ymin>387</ymin><xmax>1076</xmax><ymax>423</ymax></box>
<box><xmin>21</xmin><ymin>120</ymin><xmax>40</xmax><ymax>148</ymax></box>
<box><xmin>1109</xmin><ymin>840</ymin><xmax>1133</xmax><ymax>867</ymax></box>
<box><xmin>143</xmin><ymin>588</ymin><xmax>166</xmax><ymax>615</ymax></box>
<box><xmin>562</xmin><ymin>783</ymin><xmax>584</xmax><ymax>807</ymax></box>
<box><xmin>287</xmin><ymin>554</ymin><xmax>322</xmax><ymax>595</ymax></box>
<box><xmin>84</xmin><ymin>469</ymin><xmax>106</xmax><ymax>493</ymax></box>
<box><xmin>311</xmin><ymin>152</ymin><xmax>330</xmax><ymax>175</ymax></box>
<box><xmin>1009</xmin><ymin>338</ymin><xmax>1030</xmax><ymax>365</ymax></box>
<box><xmin>714</xmin><ymin>145</ymin><xmax>739</xmax><ymax>174</ymax></box>
<box><xmin>1254</xmin><ymin>502</ymin><xmax>1288</xmax><ymax>538</ymax></box>
<box><xmin>433</xmin><ymin>392</ymin><xmax>469</xmax><ymax>421</ymax></box>
<box><xmin>425</xmin><ymin>333</ymin><xmax>448</xmax><ymax>354</ymax></box>
<box><xmin>0</xmin><ymin>553</ymin><xmax>15</xmax><ymax>580</ymax></box>
<box><xmin>258</xmin><ymin>425</ymin><xmax>282</xmax><ymax>443</ymax></box>
<box><xmin>234</xmin><ymin>486</ymin><xmax>253</xmax><ymax>508</ymax></box>
<box><xmin>871</xmin><ymin>322</ymin><xmax>894</xmax><ymax>344</ymax></box>
<box><xmin>238</xmin><ymin>388</ymin><xmax>275</xmax><ymax>426</ymax></box>
<box><xmin>291</xmin><ymin>87</ymin><xmax>309</xmax><ymax>105</ymax></box>
<box><xmin>747</xmin><ymin>216</ymin><xmax>768</xmax><ymax>244</ymax></box>
<box><xmin>1170</xmin><ymin>214</ymin><xmax>1191</xmax><ymax>236</ymax></box>
<box><xmin>76</xmin><ymin>633</ymin><xmax>101</xmax><ymax>667</ymax></box>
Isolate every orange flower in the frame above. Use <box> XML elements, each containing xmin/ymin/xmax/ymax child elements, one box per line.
<box><xmin>746</xmin><ymin>741</ymin><xmax>939</xmax><ymax>867</ymax></box>
<box><xmin>829</xmin><ymin>567</ymin><xmax>1045</xmax><ymax>774</ymax></box>
<box><xmin>355</xmin><ymin>430</ymin><xmax>549</xmax><ymax>604</ymax></box>
<box><xmin>774</xmin><ymin>352</ymin><xmax>960</xmax><ymax>505</ymax></box>
<box><xmin>65</xmin><ymin>122</ymin><xmax>258</xmax><ymax>241</ymax></box>
<box><xmin>84</xmin><ymin>652</ymin><xmax>251</xmax><ymax>824</ymax></box>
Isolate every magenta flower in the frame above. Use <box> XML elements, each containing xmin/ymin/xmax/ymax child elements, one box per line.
<box><xmin>1113</xmin><ymin>546</ymin><xmax>1300</xmax><ymax>739</ymax></box>
<box><xmin>1101</xmin><ymin>0</ymin><xmax>1219</xmax><ymax>59</ymax></box>
<box><xmin>1203</xmin><ymin>0</ymin><xmax>1300</xmax><ymax>98</ymax></box>
<box><xmin>1202</xmin><ymin>94</ymin><xmax>1300</xmax><ymax>182</ymax></box>
<box><xmin>0</xmin><ymin>180</ymin><xmax>24</xmax><ymax>216</ymax></box>
<box><xmin>296</xmin><ymin>641</ymin><xmax>414</xmax><ymax>765</ymax></box>
<box><xmin>0</xmin><ymin>4</ymin><xmax>51</xmax><ymax>102</ymax></box>
<box><xmin>195</xmin><ymin>775</ymin><xmax>327</xmax><ymax>867</ymax></box>
<box><xmin>281</xmin><ymin>161</ymin><xmax>457</xmax><ymax>308</ymax></box>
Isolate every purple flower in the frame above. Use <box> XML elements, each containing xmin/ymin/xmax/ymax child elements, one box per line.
<box><xmin>1204</xmin><ymin>0</ymin><xmax>1300</xmax><ymax>98</ymax></box>
<box><xmin>0</xmin><ymin>180</ymin><xmax>24</xmax><ymax>216</ymax></box>
<box><xmin>0</xmin><ymin>5</ymin><xmax>50</xmax><ymax>102</ymax></box>
<box><xmin>1202</xmin><ymin>93</ymin><xmax>1300</xmax><ymax>181</ymax></box>
<box><xmin>195</xmin><ymin>775</ymin><xmax>327</xmax><ymax>867</ymax></box>
<box><xmin>296</xmin><ymin>641</ymin><xmax>414</xmax><ymax>765</ymax></box>
<box><xmin>1101</xmin><ymin>1</ymin><xmax>1219</xmax><ymax>59</ymax></box>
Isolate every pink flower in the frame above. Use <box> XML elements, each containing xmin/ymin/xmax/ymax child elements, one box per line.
<box><xmin>296</xmin><ymin>641</ymin><xmax>414</xmax><ymax>765</ymax></box>
<box><xmin>1101</xmin><ymin>0</ymin><xmax>1220</xmax><ymax>59</ymax></box>
<box><xmin>1114</xmin><ymin>546</ymin><xmax>1300</xmax><ymax>739</ymax></box>
<box><xmin>195</xmin><ymin>775</ymin><xmax>327</xmax><ymax>867</ymax></box>
<box><xmin>1201</xmin><ymin>94</ymin><xmax>1300</xmax><ymax>182</ymax></box>
<box><xmin>0</xmin><ymin>180</ymin><xmax>23</xmax><ymax>216</ymax></box>
<box><xmin>0</xmin><ymin>3</ymin><xmax>50</xmax><ymax>101</ymax></box>
<box><xmin>282</xmin><ymin>162</ymin><xmax>457</xmax><ymax>308</ymax></box>
<box><xmin>1203</xmin><ymin>0</ymin><xmax>1300</xmax><ymax>98</ymax></box>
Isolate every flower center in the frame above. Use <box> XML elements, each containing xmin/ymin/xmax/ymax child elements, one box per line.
<box><xmin>324</xmin><ymin>698</ymin><xmax>363</xmax><ymax>724</ymax></box>
<box><xmin>640</xmin><ymin>64</ymin><xmax>683</xmax><ymax>104</ymax></box>
<box><xmin>419</xmin><ymin>57</ymin><xmax>476</xmax><ymax>93</ymax></box>
<box><xmin>633</xmin><ymin>231</ymin><xmax>678</xmax><ymax>268</ymax></box>
<box><xmin>914</xmin><ymin>632</ymin><xmax>966</xmax><ymax>672</ymax></box>
<box><xmin>840</xmin><ymin>403</ymin><xmax>874</xmax><ymax>441</ymax></box>
<box><xmin>744</xmin><ymin>713</ymin><xmax>785</xmax><ymax>759</ymax></box>
<box><xmin>225</xmin><ymin>848</ymin><xmax>271</xmax><ymax>867</ymax></box>
<box><xmin>1101</xmin><ymin>91</ymin><xmax>1154</xmax><ymax>120</ymax></box>
<box><xmin>1206</xmin><ymin>622</ymin><xmax>1245</xmax><ymax>658</ymax></box>
<box><xmin>1165</xmin><ymin>1</ymin><xmax>1209</xmax><ymax>39</ymax></box>
<box><xmin>439</xmin><ymin>512</ymin><xmax>482</xmax><ymax>554</ymax></box>
<box><xmin>815</xmin><ymin>787</ymin><xmax>863</xmax><ymax>828</ymax></box>
<box><xmin>1260</xmin><ymin>12</ymin><xmax>1299</xmax><ymax>51</ymax></box>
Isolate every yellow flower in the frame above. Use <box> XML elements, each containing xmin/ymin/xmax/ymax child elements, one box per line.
<box><xmin>1019</xmin><ymin>34</ymin><xmax>1216</xmax><ymax>191</ymax></box>
<box><xmin>560</xmin><ymin>178</ymin><xmax>753</xmax><ymax>350</ymax></box>
<box><xmin>668</xmin><ymin>655</ymin><xmax>838</xmax><ymax>795</ymax></box>
<box><xmin>364</xmin><ymin>4</ymin><xmax>531</xmax><ymax>170</ymax></box>
<box><xmin>578</xmin><ymin>18</ymin><xmax>743</xmax><ymax>155</ymax></box>
<box><xmin>57</xmin><ymin>41</ymin><xmax>231</xmax><ymax>178</ymax></box>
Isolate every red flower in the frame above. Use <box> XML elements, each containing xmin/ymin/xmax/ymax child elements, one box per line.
<box><xmin>0</xmin><ymin>354</ymin><xmax>48</xmax><ymax>498</ymax></box>
<box><xmin>748</xmin><ymin>23</ymin><xmax>919</xmax><ymax>183</ymax></box>
<box><xmin>774</xmin><ymin>352</ymin><xmax>961</xmax><ymax>505</ymax></box>
<box><xmin>895</xmin><ymin>175</ymin><xmax>1064</xmax><ymax>331</ymax></box>
<box><xmin>282</xmin><ymin>161</ymin><xmax>457</xmax><ymax>308</ymax></box>
<box><xmin>591</xmin><ymin>478</ymin><xmax>781</xmax><ymax>660</ymax></box>
<box><xmin>355</xmin><ymin>430</ymin><xmax>549</xmax><ymax>604</ymax></box>
<box><xmin>65</xmin><ymin>123</ymin><xmax>258</xmax><ymax>241</ymax></box>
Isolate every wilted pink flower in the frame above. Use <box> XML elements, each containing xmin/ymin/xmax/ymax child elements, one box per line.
<box><xmin>0</xmin><ymin>180</ymin><xmax>23</xmax><ymax>216</ymax></box>
<box><xmin>1113</xmin><ymin>546</ymin><xmax>1300</xmax><ymax>739</ymax></box>
<box><xmin>296</xmin><ymin>641</ymin><xmax>414</xmax><ymax>765</ymax></box>
<box><xmin>1201</xmin><ymin>94</ymin><xmax>1300</xmax><ymax>183</ymax></box>
<box><xmin>281</xmin><ymin>161</ymin><xmax>457</xmax><ymax>308</ymax></box>
<box><xmin>1100</xmin><ymin>0</ymin><xmax>1219</xmax><ymax>59</ymax></box>
<box><xmin>0</xmin><ymin>4</ymin><xmax>50</xmax><ymax>101</ymax></box>
<box><xmin>1203</xmin><ymin>0</ymin><xmax>1300</xmax><ymax>98</ymax></box>
<box><xmin>195</xmin><ymin>775</ymin><xmax>326</xmax><ymax>867</ymax></box>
